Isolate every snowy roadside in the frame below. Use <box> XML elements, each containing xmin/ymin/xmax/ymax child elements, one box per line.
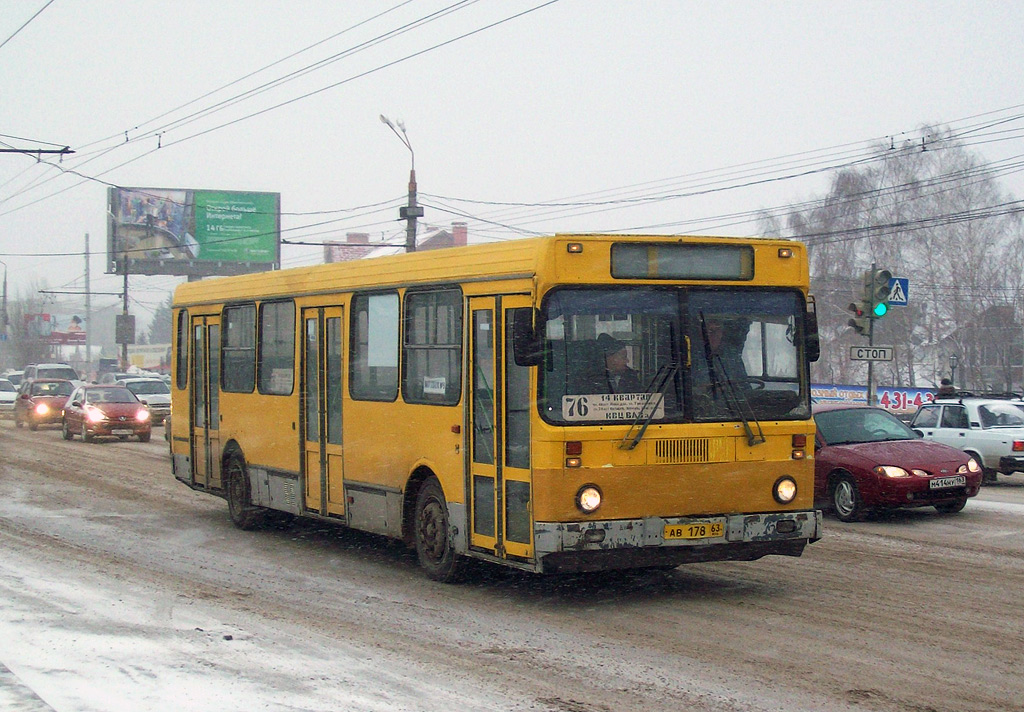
<box><xmin>0</xmin><ymin>542</ymin><xmax>531</xmax><ymax>712</ymax></box>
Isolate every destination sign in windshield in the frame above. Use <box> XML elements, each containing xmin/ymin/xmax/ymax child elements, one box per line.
<box><xmin>562</xmin><ymin>393</ymin><xmax>666</xmax><ymax>422</ymax></box>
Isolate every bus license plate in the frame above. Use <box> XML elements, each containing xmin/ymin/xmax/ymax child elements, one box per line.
<box><xmin>929</xmin><ymin>475</ymin><xmax>966</xmax><ymax>490</ymax></box>
<box><xmin>664</xmin><ymin>520</ymin><xmax>724</xmax><ymax>540</ymax></box>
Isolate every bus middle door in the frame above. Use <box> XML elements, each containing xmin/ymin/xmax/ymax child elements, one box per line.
<box><xmin>301</xmin><ymin>306</ymin><xmax>345</xmax><ymax>517</ymax></box>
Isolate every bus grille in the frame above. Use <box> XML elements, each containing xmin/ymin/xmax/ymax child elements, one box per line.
<box><xmin>651</xmin><ymin>438</ymin><xmax>727</xmax><ymax>464</ymax></box>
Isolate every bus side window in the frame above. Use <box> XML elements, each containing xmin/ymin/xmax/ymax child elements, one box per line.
<box><xmin>350</xmin><ymin>293</ymin><xmax>399</xmax><ymax>401</ymax></box>
<box><xmin>403</xmin><ymin>289</ymin><xmax>462</xmax><ymax>406</ymax></box>
<box><xmin>222</xmin><ymin>304</ymin><xmax>256</xmax><ymax>393</ymax></box>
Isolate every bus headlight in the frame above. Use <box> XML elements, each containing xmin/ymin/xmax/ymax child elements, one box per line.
<box><xmin>773</xmin><ymin>476</ymin><xmax>797</xmax><ymax>504</ymax></box>
<box><xmin>576</xmin><ymin>484</ymin><xmax>602</xmax><ymax>513</ymax></box>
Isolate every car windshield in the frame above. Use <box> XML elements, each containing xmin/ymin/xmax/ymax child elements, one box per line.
<box><xmin>39</xmin><ymin>367</ymin><xmax>78</xmax><ymax>380</ymax></box>
<box><xmin>978</xmin><ymin>402</ymin><xmax>1024</xmax><ymax>428</ymax></box>
<box><xmin>538</xmin><ymin>287</ymin><xmax>810</xmax><ymax>425</ymax></box>
<box><xmin>87</xmin><ymin>388</ymin><xmax>138</xmax><ymax>404</ymax></box>
<box><xmin>814</xmin><ymin>407</ymin><xmax>917</xmax><ymax>445</ymax></box>
<box><xmin>127</xmin><ymin>381</ymin><xmax>170</xmax><ymax>396</ymax></box>
<box><xmin>0</xmin><ymin>380</ymin><xmax>14</xmax><ymax>393</ymax></box>
<box><xmin>32</xmin><ymin>381</ymin><xmax>74</xmax><ymax>397</ymax></box>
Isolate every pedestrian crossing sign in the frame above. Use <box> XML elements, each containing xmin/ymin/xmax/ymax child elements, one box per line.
<box><xmin>888</xmin><ymin>277</ymin><xmax>909</xmax><ymax>306</ymax></box>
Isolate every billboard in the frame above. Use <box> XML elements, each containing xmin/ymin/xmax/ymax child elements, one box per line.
<box><xmin>24</xmin><ymin>313</ymin><xmax>86</xmax><ymax>345</ymax></box>
<box><xmin>107</xmin><ymin>187</ymin><xmax>280</xmax><ymax>277</ymax></box>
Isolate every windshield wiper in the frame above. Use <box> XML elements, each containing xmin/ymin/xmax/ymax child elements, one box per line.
<box><xmin>620</xmin><ymin>361</ymin><xmax>679</xmax><ymax>451</ymax></box>
<box><xmin>713</xmin><ymin>353</ymin><xmax>766</xmax><ymax>447</ymax></box>
<box><xmin>696</xmin><ymin>312</ymin><xmax>764</xmax><ymax>447</ymax></box>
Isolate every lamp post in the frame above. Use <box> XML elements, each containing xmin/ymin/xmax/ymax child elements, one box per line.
<box><xmin>0</xmin><ymin>259</ymin><xmax>8</xmax><ymax>335</ymax></box>
<box><xmin>380</xmin><ymin>115</ymin><xmax>422</xmax><ymax>253</ymax></box>
<box><xmin>949</xmin><ymin>353</ymin><xmax>959</xmax><ymax>388</ymax></box>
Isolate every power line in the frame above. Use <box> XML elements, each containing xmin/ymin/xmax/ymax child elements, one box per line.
<box><xmin>0</xmin><ymin>0</ymin><xmax>55</xmax><ymax>52</ymax></box>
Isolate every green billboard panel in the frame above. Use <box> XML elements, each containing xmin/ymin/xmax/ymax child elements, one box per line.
<box><xmin>107</xmin><ymin>187</ymin><xmax>280</xmax><ymax>277</ymax></box>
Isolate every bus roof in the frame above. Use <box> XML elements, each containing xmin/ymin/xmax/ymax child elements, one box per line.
<box><xmin>172</xmin><ymin>234</ymin><xmax>807</xmax><ymax>307</ymax></box>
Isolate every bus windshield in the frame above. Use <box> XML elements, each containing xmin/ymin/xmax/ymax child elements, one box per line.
<box><xmin>539</xmin><ymin>287</ymin><xmax>809</xmax><ymax>425</ymax></box>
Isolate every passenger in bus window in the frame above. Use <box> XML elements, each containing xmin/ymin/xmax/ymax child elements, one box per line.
<box><xmin>692</xmin><ymin>316</ymin><xmax>749</xmax><ymax>403</ymax></box>
<box><xmin>597</xmin><ymin>334</ymin><xmax>642</xmax><ymax>394</ymax></box>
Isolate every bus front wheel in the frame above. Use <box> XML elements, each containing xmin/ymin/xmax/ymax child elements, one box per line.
<box><xmin>226</xmin><ymin>453</ymin><xmax>267</xmax><ymax>530</ymax></box>
<box><xmin>414</xmin><ymin>476</ymin><xmax>464</xmax><ymax>583</ymax></box>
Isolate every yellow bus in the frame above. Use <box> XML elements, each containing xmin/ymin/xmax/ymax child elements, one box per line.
<box><xmin>169</xmin><ymin>234</ymin><xmax>822</xmax><ymax>581</ymax></box>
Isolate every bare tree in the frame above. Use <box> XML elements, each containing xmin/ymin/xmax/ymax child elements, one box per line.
<box><xmin>769</xmin><ymin>126</ymin><xmax>1023</xmax><ymax>391</ymax></box>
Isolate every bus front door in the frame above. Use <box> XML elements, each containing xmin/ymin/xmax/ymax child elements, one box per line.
<box><xmin>301</xmin><ymin>307</ymin><xmax>345</xmax><ymax>517</ymax></box>
<box><xmin>191</xmin><ymin>316</ymin><xmax>222</xmax><ymax>490</ymax></box>
<box><xmin>468</xmin><ymin>296</ymin><xmax>533</xmax><ymax>561</ymax></box>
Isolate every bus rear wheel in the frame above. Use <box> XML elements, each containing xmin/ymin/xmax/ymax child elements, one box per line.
<box><xmin>226</xmin><ymin>453</ymin><xmax>267</xmax><ymax>530</ymax></box>
<box><xmin>414</xmin><ymin>476</ymin><xmax>464</xmax><ymax>583</ymax></box>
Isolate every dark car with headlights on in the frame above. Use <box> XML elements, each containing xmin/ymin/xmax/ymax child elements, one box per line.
<box><xmin>61</xmin><ymin>385</ymin><xmax>152</xmax><ymax>443</ymax></box>
<box><xmin>14</xmin><ymin>378</ymin><xmax>75</xmax><ymax>430</ymax></box>
<box><xmin>813</xmin><ymin>404</ymin><xmax>982</xmax><ymax>521</ymax></box>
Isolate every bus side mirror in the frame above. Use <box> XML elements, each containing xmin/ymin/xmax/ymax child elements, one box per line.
<box><xmin>805</xmin><ymin>306</ymin><xmax>820</xmax><ymax>363</ymax></box>
<box><xmin>512</xmin><ymin>308</ymin><xmax>543</xmax><ymax>367</ymax></box>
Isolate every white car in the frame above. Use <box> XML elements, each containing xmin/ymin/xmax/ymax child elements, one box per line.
<box><xmin>911</xmin><ymin>396</ymin><xmax>1024</xmax><ymax>484</ymax></box>
<box><xmin>117</xmin><ymin>377</ymin><xmax>171</xmax><ymax>425</ymax></box>
<box><xmin>0</xmin><ymin>377</ymin><xmax>16</xmax><ymax>416</ymax></box>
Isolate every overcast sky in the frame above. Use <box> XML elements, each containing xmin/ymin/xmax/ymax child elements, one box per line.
<box><xmin>1</xmin><ymin>0</ymin><xmax>1022</xmax><ymax>330</ymax></box>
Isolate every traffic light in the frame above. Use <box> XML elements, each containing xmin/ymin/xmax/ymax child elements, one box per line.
<box><xmin>847</xmin><ymin>301</ymin><xmax>869</xmax><ymax>335</ymax></box>
<box><xmin>864</xmin><ymin>268</ymin><xmax>892</xmax><ymax>318</ymax></box>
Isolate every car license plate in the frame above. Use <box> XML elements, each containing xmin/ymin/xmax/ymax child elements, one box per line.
<box><xmin>664</xmin><ymin>520</ymin><xmax>724</xmax><ymax>540</ymax></box>
<box><xmin>929</xmin><ymin>475</ymin><xmax>966</xmax><ymax>489</ymax></box>
<box><xmin>112</xmin><ymin>429</ymin><xmax>134</xmax><ymax>436</ymax></box>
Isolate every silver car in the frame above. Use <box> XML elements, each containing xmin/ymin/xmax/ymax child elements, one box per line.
<box><xmin>117</xmin><ymin>377</ymin><xmax>171</xmax><ymax>425</ymax></box>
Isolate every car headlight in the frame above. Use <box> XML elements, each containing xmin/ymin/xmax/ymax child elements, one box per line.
<box><xmin>874</xmin><ymin>465</ymin><xmax>911</xmax><ymax>478</ymax></box>
<box><xmin>576</xmin><ymin>484</ymin><xmax>602</xmax><ymax>513</ymax></box>
<box><xmin>34</xmin><ymin>403</ymin><xmax>49</xmax><ymax>416</ymax></box>
<box><xmin>86</xmin><ymin>406</ymin><xmax>106</xmax><ymax>423</ymax></box>
<box><xmin>136</xmin><ymin>409</ymin><xmax>151</xmax><ymax>422</ymax></box>
<box><xmin>773</xmin><ymin>476</ymin><xmax>798</xmax><ymax>504</ymax></box>
<box><xmin>961</xmin><ymin>459</ymin><xmax>981</xmax><ymax>474</ymax></box>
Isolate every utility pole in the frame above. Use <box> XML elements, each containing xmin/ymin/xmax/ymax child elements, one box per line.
<box><xmin>380</xmin><ymin>115</ymin><xmax>423</xmax><ymax>253</ymax></box>
<box><xmin>85</xmin><ymin>233</ymin><xmax>91</xmax><ymax>377</ymax></box>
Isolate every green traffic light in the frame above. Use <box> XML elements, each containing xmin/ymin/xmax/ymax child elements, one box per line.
<box><xmin>873</xmin><ymin>301</ymin><xmax>888</xmax><ymax>317</ymax></box>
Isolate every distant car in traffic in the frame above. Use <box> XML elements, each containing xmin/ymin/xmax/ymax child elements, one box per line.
<box><xmin>910</xmin><ymin>396</ymin><xmax>1024</xmax><ymax>484</ymax></box>
<box><xmin>14</xmin><ymin>379</ymin><xmax>75</xmax><ymax>430</ymax></box>
<box><xmin>117</xmin><ymin>377</ymin><xmax>171</xmax><ymax>425</ymax></box>
<box><xmin>61</xmin><ymin>385</ymin><xmax>152</xmax><ymax>443</ymax></box>
<box><xmin>813</xmin><ymin>404</ymin><xmax>982</xmax><ymax>522</ymax></box>
<box><xmin>2</xmin><ymin>370</ymin><xmax>24</xmax><ymax>387</ymax></box>
<box><xmin>23</xmin><ymin>362</ymin><xmax>81</xmax><ymax>383</ymax></box>
<box><xmin>0</xmin><ymin>377</ymin><xmax>17</xmax><ymax>417</ymax></box>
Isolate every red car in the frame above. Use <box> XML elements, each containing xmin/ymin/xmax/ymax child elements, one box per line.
<box><xmin>14</xmin><ymin>378</ymin><xmax>75</xmax><ymax>430</ymax></box>
<box><xmin>61</xmin><ymin>385</ymin><xmax>152</xmax><ymax>443</ymax></box>
<box><xmin>813</xmin><ymin>404</ymin><xmax>982</xmax><ymax>521</ymax></box>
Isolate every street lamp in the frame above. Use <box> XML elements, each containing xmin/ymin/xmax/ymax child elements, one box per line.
<box><xmin>0</xmin><ymin>259</ymin><xmax>8</xmax><ymax>334</ymax></box>
<box><xmin>949</xmin><ymin>354</ymin><xmax>959</xmax><ymax>387</ymax></box>
<box><xmin>380</xmin><ymin>115</ymin><xmax>423</xmax><ymax>253</ymax></box>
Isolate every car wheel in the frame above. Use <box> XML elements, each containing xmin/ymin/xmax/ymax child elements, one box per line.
<box><xmin>81</xmin><ymin>422</ymin><xmax>93</xmax><ymax>443</ymax></box>
<box><xmin>225</xmin><ymin>452</ymin><xmax>267</xmax><ymax>530</ymax></box>
<box><xmin>414</xmin><ymin>476</ymin><xmax>465</xmax><ymax>583</ymax></box>
<box><xmin>62</xmin><ymin>419</ymin><xmax>73</xmax><ymax>441</ymax></box>
<box><xmin>966</xmin><ymin>451</ymin><xmax>997</xmax><ymax>485</ymax></box>
<box><xmin>830</xmin><ymin>473</ymin><xmax>866</xmax><ymax>523</ymax></box>
<box><xmin>935</xmin><ymin>497</ymin><xmax>968</xmax><ymax>514</ymax></box>
<box><xmin>28</xmin><ymin>420</ymin><xmax>38</xmax><ymax>431</ymax></box>
<box><xmin>138</xmin><ymin>432</ymin><xmax>151</xmax><ymax>443</ymax></box>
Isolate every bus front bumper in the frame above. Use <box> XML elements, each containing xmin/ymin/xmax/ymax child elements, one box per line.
<box><xmin>533</xmin><ymin>510</ymin><xmax>822</xmax><ymax>574</ymax></box>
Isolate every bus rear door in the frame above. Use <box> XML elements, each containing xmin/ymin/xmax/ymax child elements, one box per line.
<box><xmin>191</xmin><ymin>315</ymin><xmax>221</xmax><ymax>490</ymax></box>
